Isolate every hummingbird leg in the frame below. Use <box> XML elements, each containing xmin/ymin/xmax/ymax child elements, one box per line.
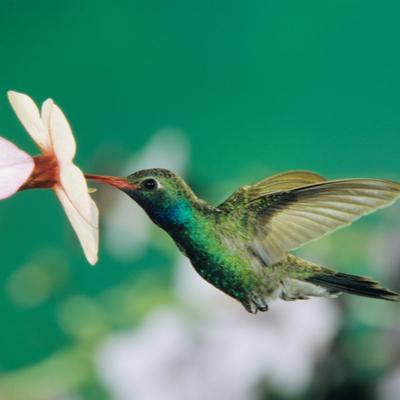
<box><xmin>243</xmin><ymin>301</ymin><xmax>259</xmax><ymax>314</ymax></box>
<box><xmin>244</xmin><ymin>295</ymin><xmax>269</xmax><ymax>313</ymax></box>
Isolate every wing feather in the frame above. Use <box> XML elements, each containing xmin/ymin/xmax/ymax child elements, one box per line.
<box><xmin>247</xmin><ymin>170</ymin><xmax>326</xmax><ymax>199</ymax></box>
<box><xmin>248</xmin><ymin>179</ymin><xmax>400</xmax><ymax>266</ymax></box>
<box><xmin>219</xmin><ymin>170</ymin><xmax>326</xmax><ymax>212</ymax></box>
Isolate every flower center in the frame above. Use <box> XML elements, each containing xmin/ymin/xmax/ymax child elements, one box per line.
<box><xmin>20</xmin><ymin>155</ymin><xmax>60</xmax><ymax>190</ymax></box>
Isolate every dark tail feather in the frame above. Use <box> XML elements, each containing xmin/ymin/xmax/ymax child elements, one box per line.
<box><xmin>306</xmin><ymin>271</ymin><xmax>400</xmax><ymax>301</ymax></box>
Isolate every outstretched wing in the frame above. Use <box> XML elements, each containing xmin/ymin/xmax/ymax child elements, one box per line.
<box><xmin>245</xmin><ymin>170</ymin><xmax>326</xmax><ymax>199</ymax></box>
<box><xmin>219</xmin><ymin>171</ymin><xmax>400</xmax><ymax>266</ymax></box>
<box><xmin>219</xmin><ymin>170</ymin><xmax>326</xmax><ymax>213</ymax></box>
<box><xmin>246</xmin><ymin>179</ymin><xmax>400</xmax><ymax>266</ymax></box>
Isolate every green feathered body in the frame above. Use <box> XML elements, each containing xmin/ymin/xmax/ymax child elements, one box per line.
<box><xmin>141</xmin><ymin>192</ymin><xmax>326</xmax><ymax>313</ymax></box>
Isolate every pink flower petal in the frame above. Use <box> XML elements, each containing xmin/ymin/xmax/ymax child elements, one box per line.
<box><xmin>7</xmin><ymin>91</ymin><xmax>52</xmax><ymax>153</ymax></box>
<box><xmin>48</xmin><ymin>103</ymin><xmax>76</xmax><ymax>165</ymax></box>
<box><xmin>55</xmin><ymin>164</ymin><xmax>99</xmax><ymax>265</ymax></box>
<box><xmin>0</xmin><ymin>137</ymin><xmax>34</xmax><ymax>199</ymax></box>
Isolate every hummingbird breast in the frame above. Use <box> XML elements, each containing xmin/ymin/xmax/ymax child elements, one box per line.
<box><xmin>167</xmin><ymin>208</ymin><xmax>269</xmax><ymax>311</ymax></box>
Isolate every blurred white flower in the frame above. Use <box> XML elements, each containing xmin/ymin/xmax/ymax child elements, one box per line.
<box><xmin>96</xmin><ymin>255</ymin><xmax>340</xmax><ymax>400</ymax></box>
<box><xmin>105</xmin><ymin>128</ymin><xmax>190</xmax><ymax>260</ymax></box>
<box><xmin>97</xmin><ymin>310</ymin><xmax>196</xmax><ymax>400</ymax></box>
<box><xmin>367</xmin><ymin>232</ymin><xmax>400</xmax><ymax>278</ymax></box>
<box><xmin>6</xmin><ymin>91</ymin><xmax>99</xmax><ymax>264</ymax></box>
<box><xmin>378</xmin><ymin>364</ymin><xmax>400</xmax><ymax>400</ymax></box>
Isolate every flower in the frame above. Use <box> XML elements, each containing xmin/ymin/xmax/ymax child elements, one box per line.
<box><xmin>0</xmin><ymin>136</ymin><xmax>34</xmax><ymax>199</ymax></box>
<box><xmin>1</xmin><ymin>91</ymin><xmax>99</xmax><ymax>265</ymax></box>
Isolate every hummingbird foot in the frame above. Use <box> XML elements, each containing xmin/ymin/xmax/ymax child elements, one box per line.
<box><xmin>245</xmin><ymin>294</ymin><xmax>270</xmax><ymax>313</ymax></box>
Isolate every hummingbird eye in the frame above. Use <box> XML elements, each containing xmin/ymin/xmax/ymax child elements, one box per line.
<box><xmin>141</xmin><ymin>178</ymin><xmax>158</xmax><ymax>190</ymax></box>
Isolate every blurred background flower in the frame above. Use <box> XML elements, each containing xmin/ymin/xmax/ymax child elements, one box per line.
<box><xmin>0</xmin><ymin>1</ymin><xmax>400</xmax><ymax>399</ymax></box>
<box><xmin>96</xmin><ymin>255</ymin><xmax>340</xmax><ymax>400</ymax></box>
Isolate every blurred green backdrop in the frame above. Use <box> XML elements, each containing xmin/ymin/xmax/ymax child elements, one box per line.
<box><xmin>0</xmin><ymin>1</ymin><xmax>400</xmax><ymax>399</ymax></box>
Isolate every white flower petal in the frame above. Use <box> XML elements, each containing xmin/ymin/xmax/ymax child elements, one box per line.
<box><xmin>59</xmin><ymin>164</ymin><xmax>94</xmax><ymax>222</ymax></box>
<box><xmin>41</xmin><ymin>98</ymin><xmax>54</xmax><ymax>133</ymax></box>
<box><xmin>49</xmin><ymin>103</ymin><xmax>76</xmax><ymax>164</ymax></box>
<box><xmin>55</xmin><ymin>164</ymin><xmax>99</xmax><ymax>265</ymax></box>
<box><xmin>7</xmin><ymin>91</ymin><xmax>52</xmax><ymax>152</ymax></box>
<box><xmin>55</xmin><ymin>187</ymin><xmax>99</xmax><ymax>265</ymax></box>
<box><xmin>0</xmin><ymin>137</ymin><xmax>34</xmax><ymax>200</ymax></box>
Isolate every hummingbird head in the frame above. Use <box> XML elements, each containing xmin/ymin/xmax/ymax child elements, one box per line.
<box><xmin>86</xmin><ymin>168</ymin><xmax>198</xmax><ymax>229</ymax></box>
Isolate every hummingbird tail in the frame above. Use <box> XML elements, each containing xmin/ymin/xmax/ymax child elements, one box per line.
<box><xmin>280</xmin><ymin>255</ymin><xmax>399</xmax><ymax>302</ymax></box>
<box><xmin>304</xmin><ymin>270</ymin><xmax>400</xmax><ymax>301</ymax></box>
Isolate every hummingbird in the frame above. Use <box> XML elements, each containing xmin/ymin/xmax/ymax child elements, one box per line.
<box><xmin>86</xmin><ymin>169</ymin><xmax>400</xmax><ymax>313</ymax></box>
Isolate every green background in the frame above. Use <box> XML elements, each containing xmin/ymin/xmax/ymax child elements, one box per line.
<box><xmin>0</xmin><ymin>1</ymin><xmax>399</xmax><ymax>399</ymax></box>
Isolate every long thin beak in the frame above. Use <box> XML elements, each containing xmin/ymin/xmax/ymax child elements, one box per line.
<box><xmin>85</xmin><ymin>174</ymin><xmax>136</xmax><ymax>191</ymax></box>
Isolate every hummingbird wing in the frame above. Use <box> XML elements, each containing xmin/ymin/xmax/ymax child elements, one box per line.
<box><xmin>219</xmin><ymin>173</ymin><xmax>400</xmax><ymax>266</ymax></box>
<box><xmin>245</xmin><ymin>179</ymin><xmax>400</xmax><ymax>266</ymax></box>
<box><xmin>219</xmin><ymin>170</ymin><xmax>326</xmax><ymax>212</ymax></box>
<box><xmin>246</xmin><ymin>170</ymin><xmax>327</xmax><ymax>198</ymax></box>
